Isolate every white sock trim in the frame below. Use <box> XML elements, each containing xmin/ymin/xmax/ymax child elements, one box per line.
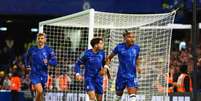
<box><xmin>129</xmin><ymin>94</ymin><xmax>136</xmax><ymax>97</ymax></box>
<box><xmin>129</xmin><ymin>94</ymin><xmax>136</xmax><ymax>101</ymax></box>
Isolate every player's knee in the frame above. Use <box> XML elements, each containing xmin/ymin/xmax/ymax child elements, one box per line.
<box><xmin>89</xmin><ymin>100</ymin><xmax>96</xmax><ymax>101</ymax></box>
<box><xmin>89</xmin><ymin>96</ymin><xmax>96</xmax><ymax>101</ymax></box>
<box><xmin>127</xmin><ymin>87</ymin><xmax>137</xmax><ymax>94</ymax></box>
<box><xmin>36</xmin><ymin>88</ymin><xmax>43</xmax><ymax>95</ymax></box>
<box><xmin>88</xmin><ymin>91</ymin><xmax>96</xmax><ymax>100</ymax></box>
<box><xmin>36</xmin><ymin>91</ymin><xmax>43</xmax><ymax>96</ymax></box>
<box><xmin>35</xmin><ymin>85</ymin><xmax>43</xmax><ymax>94</ymax></box>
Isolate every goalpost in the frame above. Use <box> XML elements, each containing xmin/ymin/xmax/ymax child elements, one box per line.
<box><xmin>39</xmin><ymin>9</ymin><xmax>176</xmax><ymax>101</ymax></box>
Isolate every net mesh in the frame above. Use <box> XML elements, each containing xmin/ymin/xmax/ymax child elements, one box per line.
<box><xmin>40</xmin><ymin>9</ymin><xmax>176</xmax><ymax>101</ymax></box>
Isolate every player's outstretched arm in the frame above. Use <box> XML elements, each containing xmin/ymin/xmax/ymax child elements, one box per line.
<box><xmin>105</xmin><ymin>53</ymin><xmax>115</xmax><ymax>67</ymax></box>
<box><xmin>74</xmin><ymin>60</ymin><xmax>82</xmax><ymax>77</ymax></box>
<box><xmin>103</xmin><ymin>53</ymin><xmax>116</xmax><ymax>79</ymax></box>
<box><xmin>105</xmin><ymin>44</ymin><xmax>118</xmax><ymax>67</ymax></box>
<box><xmin>74</xmin><ymin>62</ymin><xmax>83</xmax><ymax>81</ymax></box>
<box><xmin>136</xmin><ymin>58</ymin><xmax>142</xmax><ymax>74</ymax></box>
<box><xmin>74</xmin><ymin>52</ymin><xmax>86</xmax><ymax>81</ymax></box>
<box><xmin>74</xmin><ymin>61</ymin><xmax>84</xmax><ymax>81</ymax></box>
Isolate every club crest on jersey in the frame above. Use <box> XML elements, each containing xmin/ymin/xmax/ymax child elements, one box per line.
<box><xmin>42</xmin><ymin>52</ymin><xmax>47</xmax><ymax>58</ymax></box>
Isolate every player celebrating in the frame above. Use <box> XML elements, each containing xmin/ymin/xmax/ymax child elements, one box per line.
<box><xmin>74</xmin><ymin>38</ymin><xmax>106</xmax><ymax>101</ymax></box>
<box><xmin>25</xmin><ymin>33</ymin><xmax>57</xmax><ymax>101</ymax></box>
<box><xmin>105</xmin><ymin>32</ymin><xmax>140</xmax><ymax>101</ymax></box>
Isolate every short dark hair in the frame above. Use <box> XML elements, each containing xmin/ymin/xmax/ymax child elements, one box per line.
<box><xmin>123</xmin><ymin>31</ymin><xmax>134</xmax><ymax>37</ymax></box>
<box><xmin>90</xmin><ymin>38</ymin><xmax>103</xmax><ymax>48</ymax></box>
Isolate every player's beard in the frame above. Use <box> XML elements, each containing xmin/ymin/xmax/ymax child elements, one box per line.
<box><xmin>126</xmin><ymin>40</ymin><xmax>134</xmax><ymax>46</ymax></box>
<box><xmin>130</xmin><ymin>40</ymin><xmax>134</xmax><ymax>45</ymax></box>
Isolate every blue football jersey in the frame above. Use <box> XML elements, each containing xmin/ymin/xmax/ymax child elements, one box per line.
<box><xmin>25</xmin><ymin>45</ymin><xmax>57</xmax><ymax>76</ymax></box>
<box><xmin>113</xmin><ymin>43</ymin><xmax>140</xmax><ymax>78</ymax></box>
<box><xmin>74</xmin><ymin>49</ymin><xmax>105</xmax><ymax>77</ymax></box>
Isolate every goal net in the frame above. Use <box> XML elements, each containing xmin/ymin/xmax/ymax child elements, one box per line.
<box><xmin>39</xmin><ymin>9</ymin><xmax>176</xmax><ymax>101</ymax></box>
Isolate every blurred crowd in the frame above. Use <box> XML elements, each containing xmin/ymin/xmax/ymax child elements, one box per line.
<box><xmin>0</xmin><ymin>55</ymin><xmax>73</xmax><ymax>93</ymax></box>
<box><xmin>167</xmin><ymin>41</ymin><xmax>201</xmax><ymax>94</ymax></box>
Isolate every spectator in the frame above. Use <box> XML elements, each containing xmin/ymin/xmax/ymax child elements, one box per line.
<box><xmin>21</xmin><ymin>74</ymin><xmax>30</xmax><ymax>90</ymax></box>
<box><xmin>177</xmin><ymin>65</ymin><xmax>192</xmax><ymax>93</ymax></box>
<box><xmin>168</xmin><ymin>67</ymin><xmax>174</xmax><ymax>94</ymax></box>
<box><xmin>10</xmin><ymin>71</ymin><xmax>21</xmax><ymax>101</ymax></box>
<box><xmin>2</xmin><ymin>75</ymin><xmax>11</xmax><ymax>90</ymax></box>
<box><xmin>173</xmin><ymin>65</ymin><xmax>180</xmax><ymax>92</ymax></box>
<box><xmin>197</xmin><ymin>57</ymin><xmax>201</xmax><ymax>92</ymax></box>
<box><xmin>59</xmin><ymin>73</ymin><xmax>71</xmax><ymax>92</ymax></box>
<box><xmin>179</xmin><ymin>40</ymin><xmax>186</xmax><ymax>51</ymax></box>
<box><xmin>46</xmin><ymin>74</ymin><xmax>53</xmax><ymax>91</ymax></box>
